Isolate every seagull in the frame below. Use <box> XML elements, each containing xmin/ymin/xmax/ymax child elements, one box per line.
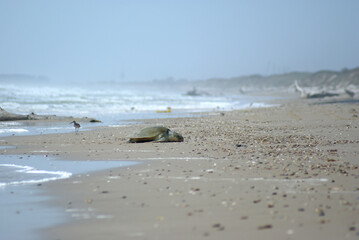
<box><xmin>70</xmin><ymin>121</ymin><xmax>80</xmax><ymax>133</ymax></box>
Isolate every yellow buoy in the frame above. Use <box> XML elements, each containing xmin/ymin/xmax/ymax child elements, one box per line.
<box><xmin>156</xmin><ymin>107</ymin><xmax>171</xmax><ymax>113</ymax></box>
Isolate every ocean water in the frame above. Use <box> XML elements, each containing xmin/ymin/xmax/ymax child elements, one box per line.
<box><xmin>0</xmin><ymin>154</ymin><xmax>138</xmax><ymax>240</ymax></box>
<box><xmin>0</xmin><ymin>154</ymin><xmax>138</xmax><ymax>188</ymax></box>
<box><xmin>0</xmin><ymin>81</ymin><xmax>273</xmax><ymax>137</ymax></box>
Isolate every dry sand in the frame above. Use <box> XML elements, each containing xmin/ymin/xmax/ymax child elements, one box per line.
<box><xmin>1</xmin><ymin>98</ymin><xmax>359</xmax><ymax>240</ymax></box>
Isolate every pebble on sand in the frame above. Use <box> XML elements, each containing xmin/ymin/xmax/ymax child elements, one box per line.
<box><xmin>258</xmin><ymin>224</ymin><xmax>273</xmax><ymax>230</ymax></box>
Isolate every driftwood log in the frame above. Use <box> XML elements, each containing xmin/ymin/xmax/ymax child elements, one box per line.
<box><xmin>345</xmin><ymin>88</ymin><xmax>355</xmax><ymax>98</ymax></box>
<box><xmin>0</xmin><ymin>107</ymin><xmax>101</xmax><ymax>122</ymax></box>
<box><xmin>294</xmin><ymin>81</ymin><xmax>340</xmax><ymax>99</ymax></box>
<box><xmin>0</xmin><ymin>107</ymin><xmax>28</xmax><ymax>121</ymax></box>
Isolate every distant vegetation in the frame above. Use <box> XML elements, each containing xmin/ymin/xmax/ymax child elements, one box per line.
<box><xmin>198</xmin><ymin>67</ymin><xmax>359</xmax><ymax>90</ymax></box>
<box><xmin>2</xmin><ymin>67</ymin><xmax>358</xmax><ymax>92</ymax></box>
<box><xmin>0</xmin><ymin>74</ymin><xmax>49</xmax><ymax>84</ymax></box>
<box><xmin>151</xmin><ymin>67</ymin><xmax>359</xmax><ymax>94</ymax></box>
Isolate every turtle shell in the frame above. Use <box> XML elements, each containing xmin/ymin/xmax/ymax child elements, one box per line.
<box><xmin>129</xmin><ymin>126</ymin><xmax>169</xmax><ymax>143</ymax></box>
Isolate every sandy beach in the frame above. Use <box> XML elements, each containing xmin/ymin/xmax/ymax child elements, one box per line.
<box><xmin>1</xmin><ymin>98</ymin><xmax>359</xmax><ymax>240</ymax></box>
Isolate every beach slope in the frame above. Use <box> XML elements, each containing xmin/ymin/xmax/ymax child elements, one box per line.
<box><xmin>2</xmin><ymin>100</ymin><xmax>359</xmax><ymax>240</ymax></box>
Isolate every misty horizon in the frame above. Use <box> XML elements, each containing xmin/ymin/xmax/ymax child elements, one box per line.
<box><xmin>1</xmin><ymin>1</ymin><xmax>358</xmax><ymax>83</ymax></box>
<box><xmin>1</xmin><ymin>65</ymin><xmax>358</xmax><ymax>85</ymax></box>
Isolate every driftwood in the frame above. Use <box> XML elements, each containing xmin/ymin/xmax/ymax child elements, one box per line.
<box><xmin>345</xmin><ymin>88</ymin><xmax>355</xmax><ymax>98</ymax></box>
<box><xmin>0</xmin><ymin>107</ymin><xmax>28</xmax><ymax>121</ymax></box>
<box><xmin>294</xmin><ymin>81</ymin><xmax>340</xmax><ymax>99</ymax></box>
<box><xmin>183</xmin><ymin>87</ymin><xmax>210</xmax><ymax>97</ymax></box>
<box><xmin>0</xmin><ymin>107</ymin><xmax>101</xmax><ymax>122</ymax></box>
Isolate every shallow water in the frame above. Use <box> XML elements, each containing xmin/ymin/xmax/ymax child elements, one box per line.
<box><xmin>0</xmin><ymin>82</ymin><xmax>274</xmax><ymax>137</ymax></box>
<box><xmin>0</xmin><ymin>82</ymin><xmax>264</xmax><ymax>116</ymax></box>
<box><xmin>0</xmin><ymin>154</ymin><xmax>138</xmax><ymax>240</ymax></box>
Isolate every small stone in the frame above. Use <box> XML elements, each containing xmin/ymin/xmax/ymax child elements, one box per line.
<box><xmin>156</xmin><ymin>216</ymin><xmax>164</xmax><ymax>221</ymax></box>
<box><xmin>212</xmin><ymin>223</ymin><xmax>221</xmax><ymax>228</ymax></box>
<box><xmin>315</xmin><ymin>208</ymin><xmax>325</xmax><ymax>217</ymax></box>
<box><xmin>236</xmin><ymin>144</ymin><xmax>247</xmax><ymax>148</ymax></box>
<box><xmin>258</xmin><ymin>224</ymin><xmax>272</xmax><ymax>230</ymax></box>
<box><xmin>287</xmin><ymin>229</ymin><xmax>294</xmax><ymax>235</ymax></box>
<box><xmin>326</xmin><ymin>158</ymin><xmax>336</xmax><ymax>162</ymax></box>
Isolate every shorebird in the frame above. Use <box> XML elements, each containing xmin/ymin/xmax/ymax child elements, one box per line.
<box><xmin>70</xmin><ymin>121</ymin><xmax>80</xmax><ymax>133</ymax></box>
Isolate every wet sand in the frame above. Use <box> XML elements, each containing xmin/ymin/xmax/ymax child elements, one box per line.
<box><xmin>1</xmin><ymin>98</ymin><xmax>359</xmax><ymax>240</ymax></box>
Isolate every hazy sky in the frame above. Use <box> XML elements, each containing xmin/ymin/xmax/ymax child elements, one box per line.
<box><xmin>0</xmin><ymin>0</ymin><xmax>358</xmax><ymax>82</ymax></box>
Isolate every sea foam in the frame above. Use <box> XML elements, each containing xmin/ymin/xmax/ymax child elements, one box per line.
<box><xmin>0</xmin><ymin>163</ymin><xmax>72</xmax><ymax>187</ymax></box>
<box><xmin>0</xmin><ymin>129</ymin><xmax>29</xmax><ymax>134</ymax></box>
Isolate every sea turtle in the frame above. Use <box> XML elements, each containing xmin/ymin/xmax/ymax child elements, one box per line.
<box><xmin>128</xmin><ymin>126</ymin><xmax>184</xmax><ymax>143</ymax></box>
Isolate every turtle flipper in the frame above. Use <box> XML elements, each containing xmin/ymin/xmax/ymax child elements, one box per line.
<box><xmin>154</xmin><ymin>133</ymin><xmax>169</xmax><ymax>142</ymax></box>
<box><xmin>155</xmin><ymin>137</ymin><xmax>168</xmax><ymax>142</ymax></box>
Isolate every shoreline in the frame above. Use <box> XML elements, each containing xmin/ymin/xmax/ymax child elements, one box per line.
<box><xmin>1</xmin><ymin>97</ymin><xmax>359</xmax><ymax>239</ymax></box>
